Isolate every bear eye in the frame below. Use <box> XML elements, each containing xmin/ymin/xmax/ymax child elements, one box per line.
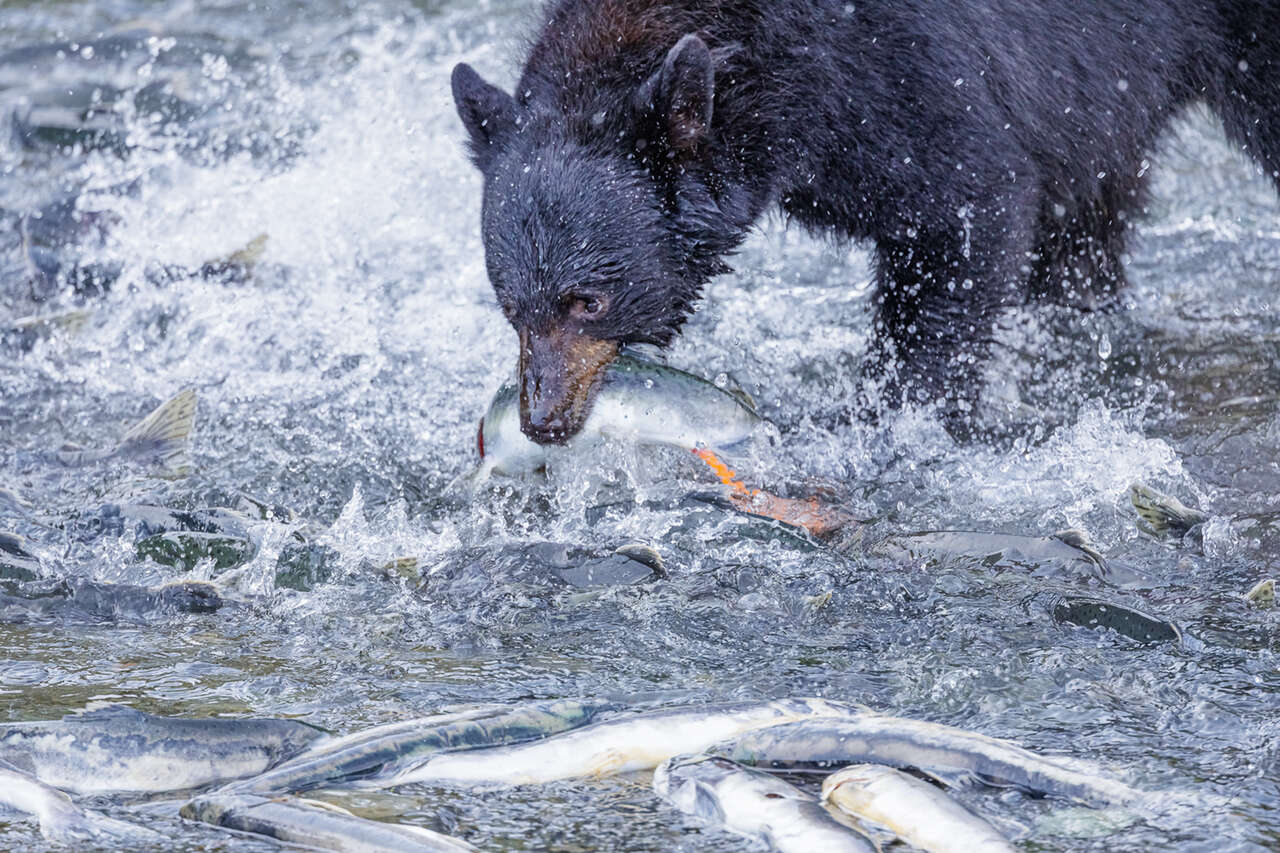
<box><xmin>568</xmin><ymin>293</ymin><xmax>608</xmax><ymax>319</ymax></box>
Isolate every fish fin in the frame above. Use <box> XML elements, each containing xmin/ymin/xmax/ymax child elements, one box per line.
<box><xmin>1245</xmin><ymin>579</ymin><xmax>1276</xmax><ymax>605</ymax></box>
<box><xmin>10</xmin><ymin>308</ymin><xmax>91</xmax><ymax>336</ymax></box>
<box><xmin>225</xmin><ymin>233</ymin><xmax>269</xmax><ymax>267</ymax></box>
<box><xmin>921</xmin><ymin>767</ymin><xmax>988</xmax><ymax>790</ymax></box>
<box><xmin>1050</xmin><ymin>528</ymin><xmax>1108</xmax><ymax>573</ymax></box>
<box><xmin>293</xmin><ymin>797</ymin><xmax>356</xmax><ymax>816</ymax></box>
<box><xmin>117</xmin><ymin>389</ymin><xmax>197</xmax><ymax>476</ymax></box>
<box><xmin>197</xmin><ymin>234</ymin><xmax>269</xmax><ymax>280</ymax></box>
<box><xmin>1129</xmin><ymin>483</ymin><xmax>1208</xmax><ymax>539</ymax></box>
<box><xmin>584</xmin><ymin>747</ymin><xmax>628</xmax><ymax>779</ymax></box>
<box><xmin>726</xmin><ymin>386</ymin><xmax>758</xmax><ymax>413</ymax></box>
<box><xmin>614</xmin><ymin>543</ymin><xmax>666</xmax><ymax>577</ymax></box>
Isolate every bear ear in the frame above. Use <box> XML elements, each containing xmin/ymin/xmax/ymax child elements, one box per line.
<box><xmin>634</xmin><ymin>34</ymin><xmax>714</xmax><ymax>153</ymax></box>
<box><xmin>451</xmin><ymin>63</ymin><xmax>517</xmax><ymax>168</ymax></box>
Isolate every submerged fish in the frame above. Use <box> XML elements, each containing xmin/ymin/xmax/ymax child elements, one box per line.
<box><xmin>0</xmin><ymin>759</ymin><xmax>159</xmax><ymax>844</ymax></box>
<box><xmin>1027</xmin><ymin>590</ymin><xmax>1185</xmax><ymax>645</ymax></box>
<box><xmin>181</xmin><ymin>793</ymin><xmax>475</xmax><ymax>853</ymax></box>
<box><xmin>30</xmin><ymin>389</ymin><xmax>197</xmax><ymax>476</ymax></box>
<box><xmin>0</xmin><ymin>704</ymin><xmax>324</xmax><ymax>795</ymax></box>
<box><xmin>870</xmin><ymin>528</ymin><xmax>1108</xmax><ymax>576</ymax></box>
<box><xmin>821</xmin><ymin>764</ymin><xmax>1016</xmax><ymax>853</ymax></box>
<box><xmin>0</xmin><ymin>532</ymin><xmax>41</xmax><ymax>582</ymax></box>
<box><xmin>226</xmin><ymin>699</ymin><xmax>609</xmax><ymax>794</ymax></box>
<box><xmin>710</xmin><ymin>715</ymin><xmax>1140</xmax><ymax>808</ymax></box>
<box><xmin>375</xmin><ymin>697</ymin><xmax>861</xmax><ymax>788</ymax></box>
<box><xmin>654</xmin><ymin>754</ymin><xmax>874</xmax><ymax>853</ymax></box>
<box><xmin>0</xmin><ymin>576</ymin><xmax>228</xmax><ymax>624</ymax></box>
<box><xmin>470</xmin><ymin>354</ymin><xmax>767</xmax><ymax>481</ymax></box>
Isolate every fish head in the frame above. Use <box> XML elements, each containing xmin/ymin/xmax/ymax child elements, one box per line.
<box><xmin>473</xmin><ymin>382</ymin><xmax>550</xmax><ymax>478</ymax></box>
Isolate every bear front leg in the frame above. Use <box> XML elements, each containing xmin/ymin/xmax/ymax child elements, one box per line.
<box><xmin>866</xmin><ymin>209</ymin><xmax>1033</xmax><ymax>422</ymax></box>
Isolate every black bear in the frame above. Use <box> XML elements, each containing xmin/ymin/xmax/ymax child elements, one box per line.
<box><xmin>451</xmin><ymin>0</ymin><xmax>1280</xmax><ymax>443</ymax></box>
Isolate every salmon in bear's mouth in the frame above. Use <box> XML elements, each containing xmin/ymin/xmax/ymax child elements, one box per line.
<box><xmin>517</xmin><ymin>328</ymin><xmax>618</xmax><ymax>445</ymax></box>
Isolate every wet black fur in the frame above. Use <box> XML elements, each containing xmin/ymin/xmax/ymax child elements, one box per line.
<box><xmin>454</xmin><ymin>0</ymin><xmax>1280</xmax><ymax>417</ymax></box>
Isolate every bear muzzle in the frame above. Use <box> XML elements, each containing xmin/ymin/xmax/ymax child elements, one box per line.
<box><xmin>517</xmin><ymin>329</ymin><xmax>618</xmax><ymax>445</ymax></box>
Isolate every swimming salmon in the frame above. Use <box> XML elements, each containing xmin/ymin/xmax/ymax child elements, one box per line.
<box><xmin>375</xmin><ymin>697</ymin><xmax>861</xmax><ymax>788</ymax></box>
<box><xmin>711</xmin><ymin>715</ymin><xmax>1140</xmax><ymax>808</ymax></box>
<box><xmin>181</xmin><ymin>793</ymin><xmax>476</xmax><ymax>852</ymax></box>
<box><xmin>0</xmin><ymin>704</ymin><xmax>324</xmax><ymax>795</ymax></box>
<box><xmin>0</xmin><ymin>760</ymin><xmax>159</xmax><ymax>844</ymax></box>
<box><xmin>226</xmin><ymin>699</ymin><xmax>609</xmax><ymax>794</ymax></box>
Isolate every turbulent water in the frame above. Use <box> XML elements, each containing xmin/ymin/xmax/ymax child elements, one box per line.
<box><xmin>1</xmin><ymin>1</ymin><xmax>1278</xmax><ymax>850</ymax></box>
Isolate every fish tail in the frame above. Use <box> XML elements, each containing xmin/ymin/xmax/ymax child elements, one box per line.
<box><xmin>117</xmin><ymin>389</ymin><xmax>197</xmax><ymax>476</ymax></box>
<box><xmin>1129</xmin><ymin>483</ymin><xmax>1208</xmax><ymax>539</ymax></box>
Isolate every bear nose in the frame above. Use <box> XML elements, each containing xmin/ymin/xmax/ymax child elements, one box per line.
<box><xmin>519</xmin><ymin>388</ymin><xmax>572</xmax><ymax>444</ymax></box>
<box><xmin>521</xmin><ymin>410</ymin><xmax>570</xmax><ymax>444</ymax></box>
<box><xmin>518</xmin><ymin>341</ymin><xmax>573</xmax><ymax>445</ymax></box>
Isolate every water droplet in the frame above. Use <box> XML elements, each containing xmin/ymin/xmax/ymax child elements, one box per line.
<box><xmin>714</xmin><ymin>373</ymin><xmax>728</xmax><ymax>387</ymax></box>
<box><xmin>1098</xmin><ymin>333</ymin><xmax>1112</xmax><ymax>360</ymax></box>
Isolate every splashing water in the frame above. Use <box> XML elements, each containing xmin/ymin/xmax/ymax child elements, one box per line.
<box><xmin>2</xmin><ymin>2</ymin><xmax>1280</xmax><ymax>850</ymax></box>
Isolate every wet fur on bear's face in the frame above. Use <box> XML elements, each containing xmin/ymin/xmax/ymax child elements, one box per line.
<box><xmin>481</xmin><ymin>139</ymin><xmax>682</xmax><ymax>347</ymax></box>
<box><xmin>452</xmin><ymin>34</ymin><xmax>736</xmax><ymax>444</ymax></box>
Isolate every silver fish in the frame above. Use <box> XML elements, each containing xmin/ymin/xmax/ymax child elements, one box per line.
<box><xmin>871</xmin><ymin>528</ymin><xmax>1107</xmax><ymax>576</ymax></box>
<box><xmin>471</xmin><ymin>354</ymin><xmax>768</xmax><ymax>481</ymax></box>
<box><xmin>36</xmin><ymin>389</ymin><xmax>197</xmax><ymax>476</ymax></box>
<box><xmin>180</xmin><ymin>793</ymin><xmax>476</xmax><ymax>853</ymax></box>
<box><xmin>0</xmin><ymin>759</ymin><xmax>160</xmax><ymax>844</ymax></box>
<box><xmin>710</xmin><ymin>715</ymin><xmax>1140</xmax><ymax>807</ymax></box>
<box><xmin>376</xmin><ymin>697</ymin><xmax>861</xmax><ymax>788</ymax></box>
<box><xmin>654</xmin><ymin>754</ymin><xmax>875</xmax><ymax>853</ymax></box>
<box><xmin>0</xmin><ymin>704</ymin><xmax>324</xmax><ymax>795</ymax></box>
<box><xmin>226</xmin><ymin>699</ymin><xmax>610</xmax><ymax>794</ymax></box>
<box><xmin>822</xmin><ymin>764</ymin><xmax>1016</xmax><ymax>853</ymax></box>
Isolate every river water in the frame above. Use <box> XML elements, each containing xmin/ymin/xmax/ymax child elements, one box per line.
<box><xmin>1</xmin><ymin>1</ymin><xmax>1278</xmax><ymax>850</ymax></box>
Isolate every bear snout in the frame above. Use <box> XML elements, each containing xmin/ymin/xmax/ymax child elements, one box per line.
<box><xmin>517</xmin><ymin>329</ymin><xmax>618</xmax><ymax>446</ymax></box>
